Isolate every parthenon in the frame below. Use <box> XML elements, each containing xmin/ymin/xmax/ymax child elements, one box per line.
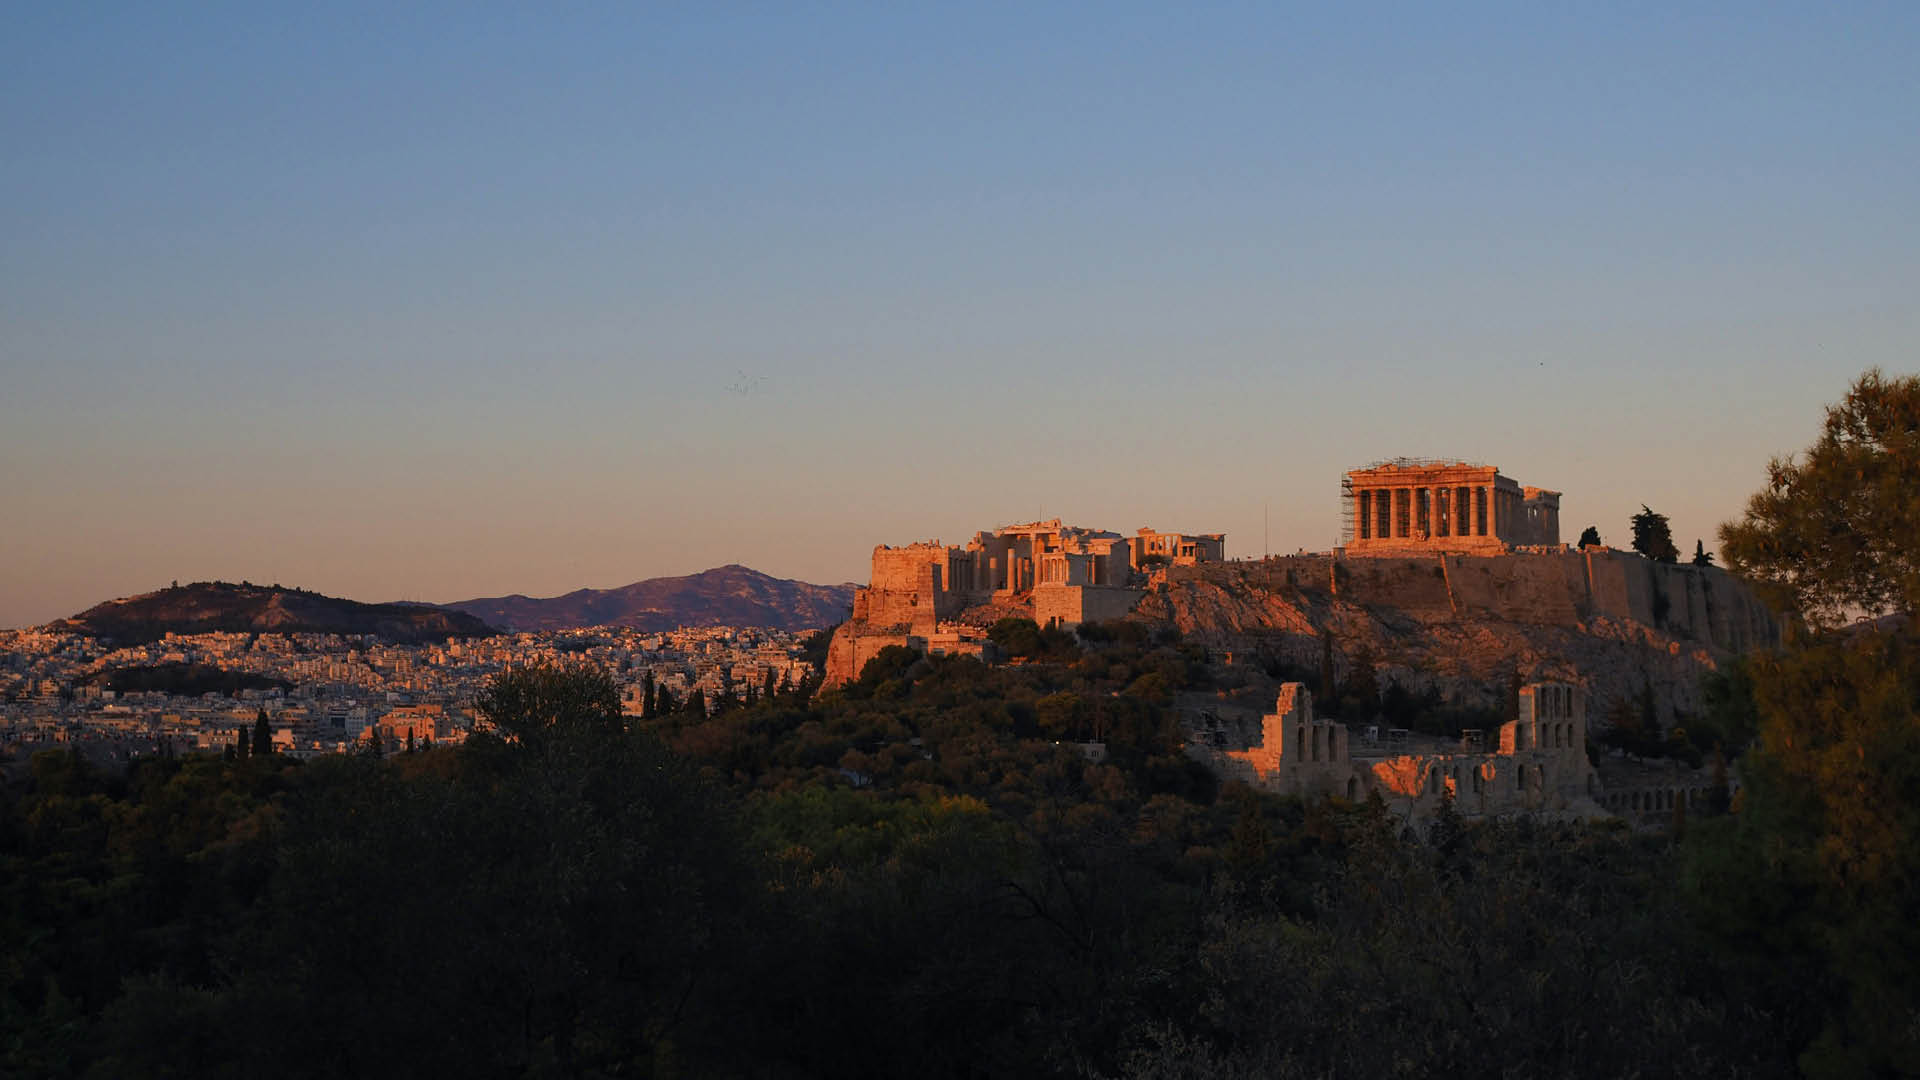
<box><xmin>1343</xmin><ymin>459</ymin><xmax>1560</xmax><ymax>554</ymax></box>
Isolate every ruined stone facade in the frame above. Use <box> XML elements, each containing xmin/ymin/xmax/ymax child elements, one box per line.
<box><xmin>826</xmin><ymin>518</ymin><xmax>1224</xmax><ymax>687</ymax></box>
<box><xmin>1196</xmin><ymin>681</ymin><xmax>1603</xmax><ymax>819</ymax></box>
<box><xmin>1132</xmin><ymin>527</ymin><xmax>1226</xmax><ymax>566</ymax></box>
<box><xmin>1344</xmin><ymin>460</ymin><xmax>1559</xmax><ymax>553</ymax></box>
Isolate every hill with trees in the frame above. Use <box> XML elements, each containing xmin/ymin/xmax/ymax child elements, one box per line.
<box><xmin>45</xmin><ymin>581</ymin><xmax>496</xmax><ymax>645</ymax></box>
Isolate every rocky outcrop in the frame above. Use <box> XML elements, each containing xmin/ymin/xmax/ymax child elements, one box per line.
<box><xmin>1134</xmin><ymin>550</ymin><xmax>1781</xmax><ymax>728</ymax></box>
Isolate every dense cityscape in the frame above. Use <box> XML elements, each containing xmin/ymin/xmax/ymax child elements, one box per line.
<box><xmin>0</xmin><ymin>624</ymin><xmax>822</xmax><ymax>759</ymax></box>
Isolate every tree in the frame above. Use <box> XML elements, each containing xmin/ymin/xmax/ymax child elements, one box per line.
<box><xmin>1692</xmin><ymin>539</ymin><xmax>1714</xmax><ymax>567</ymax></box>
<box><xmin>987</xmin><ymin>617</ymin><xmax>1043</xmax><ymax>659</ymax></box>
<box><xmin>473</xmin><ymin>662</ymin><xmax>623</xmax><ymax>744</ymax></box>
<box><xmin>235</xmin><ymin>726</ymin><xmax>251</xmax><ymax>759</ymax></box>
<box><xmin>1683</xmin><ymin>627</ymin><xmax>1920</xmax><ymax>1076</ymax></box>
<box><xmin>1720</xmin><ymin>368</ymin><xmax>1920</xmax><ymax>629</ymax></box>
<box><xmin>1318</xmin><ymin>634</ymin><xmax>1338</xmax><ymax>708</ymax></box>
<box><xmin>1630</xmin><ymin>506</ymin><xmax>1679</xmax><ymax>563</ymax></box>
<box><xmin>1342</xmin><ymin>644</ymin><xmax>1380</xmax><ymax>720</ymax></box>
<box><xmin>253</xmin><ymin>708</ymin><xmax>272</xmax><ymax>757</ymax></box>
<box><xmin>1578</xmin><ymin>525</ymin><xmax>1602</xmax><ymax>548</ymax></box>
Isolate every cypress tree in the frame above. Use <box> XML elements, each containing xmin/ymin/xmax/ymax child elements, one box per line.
<box><xmin>254</xmin><ymin>708</ymin><xmax>272</xmax><ymax>756</ymax></box>
<box><xmin>1692</xmin><ymin>539</ymin><xmax>1715</xmax><ymax>567</ymax></box>
<box><xmin>763</xmin><ymin>668</ymin><xmax>777</xmax><ymax>703</ymax></box>
<box><xmin>406</xmin><ymin>729</ymin><xmax>416</xmax><ymax>753</ymax></box>
<box><xmin>236</xmin><ymin>726</ymin><xmax>251</xmax><ymax>759</ymax></box>
<box><xmin>1319</xmin><ymin>634</ymin><xmax>1338</xmax><ymax>707</ymax></box>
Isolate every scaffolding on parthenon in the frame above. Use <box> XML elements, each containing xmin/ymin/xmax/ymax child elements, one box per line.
<box><xmin>1339</xmin><ymin>457</ymin><xmax>1490</xmax><ymax>546</ymax></box>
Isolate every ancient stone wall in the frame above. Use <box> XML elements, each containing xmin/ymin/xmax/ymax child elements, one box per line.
<box><xmin>1033</xmin><ymin>583</ymin><xmax>1144</xmax><ymax>629</ymax></box>
<box><xmin>1195</xmin><ymin>681</ymin><xmax>1602</xmax><ymax>819</ymax></box>
<box><xmin>823</xmin><ymin>626</ymin><xmax>917</xmax><ymax>688</ymax></box>
<box><xmin>1252</xmin><ymin>549</ymin><xmax>1781</xmax><ymax>653</ymax></box>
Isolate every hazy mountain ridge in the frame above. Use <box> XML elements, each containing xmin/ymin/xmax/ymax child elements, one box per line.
<box><xmin>442</xmin><ymin>565</ymin><xmax>855</xmax><ymax>632</ymax></box>
<box><xmin>46</xmin><ymin>582</ymin><xmax>497</xmax><ymax>644</ymax></box>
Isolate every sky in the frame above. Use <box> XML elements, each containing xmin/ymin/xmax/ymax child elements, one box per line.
<box><xmin>3</xmin><ymin>3</ymin><xmax>1917</xmax><ymax>628</ymax></box>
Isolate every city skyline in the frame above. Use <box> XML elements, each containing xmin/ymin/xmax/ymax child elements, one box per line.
<box><xmin>5</xmin><ymin>4</ymin><xmax>1917</xmax><ymax>628</ymax></box>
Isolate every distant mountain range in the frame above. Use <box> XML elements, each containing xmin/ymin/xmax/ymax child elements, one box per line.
<box><xmin>440</xmin><ymin>565</ymin><xmax>856</xmax><ymax>633</ymax></box>
<box><xmin>48</xmin><ymin>582</ymin><xmax>496</xmax><ymax>645</ymax></box>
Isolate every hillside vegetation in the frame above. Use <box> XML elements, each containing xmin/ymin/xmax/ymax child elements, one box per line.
<box><xmin>48</xmin><ymin>582</ymin><xmax>496</xmax><ymax>645</ymax></box>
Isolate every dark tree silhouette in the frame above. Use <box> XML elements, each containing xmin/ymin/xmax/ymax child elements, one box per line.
<box><xmin>1630</xmin><ymin>505</ymin><xmax>1679</xmax><ymax>563</ymax></box>
<box><xmin>1720</xmin><ymin>368</ymin><xmax>1920</xmax><ymax>628</ymax></box>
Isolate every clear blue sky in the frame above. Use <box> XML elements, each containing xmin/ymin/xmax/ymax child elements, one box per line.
<box><xmin>3</xmin><ymin>3</ymin><xmax>1916</xmax><ymax>627</ymax></box>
